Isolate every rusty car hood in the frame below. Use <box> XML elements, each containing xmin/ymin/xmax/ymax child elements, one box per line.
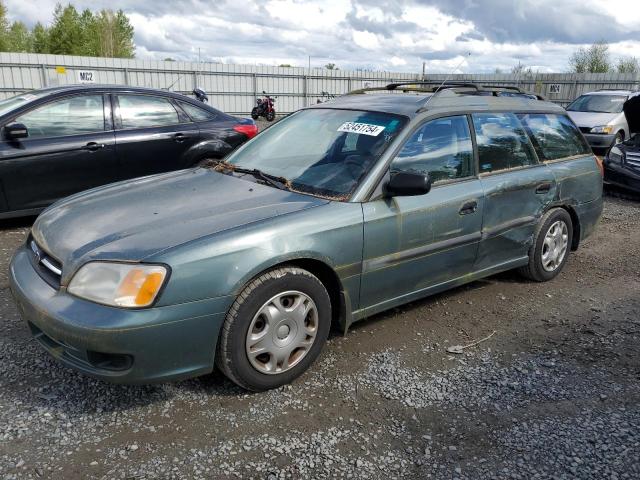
<box><xmin>31</xmin><ymin>168</ymin><xmax>328</xmax><ymax>279</ymax></box>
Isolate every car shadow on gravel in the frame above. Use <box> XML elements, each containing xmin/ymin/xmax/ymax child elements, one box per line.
<box><xmin>0</xmin><ymin>216</ymin><xmax>36</xmax><ymax>230</ymax></box>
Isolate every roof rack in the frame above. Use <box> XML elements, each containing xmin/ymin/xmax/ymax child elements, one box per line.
<box><xmin>349</xmin><ymin>81</ymin><xmax>544</xmax><ymax>101</ymax></box>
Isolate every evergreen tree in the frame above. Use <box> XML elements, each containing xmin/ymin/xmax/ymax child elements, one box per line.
<box><xmin>0</xmin><ymin>1</ymin><xmax>10</xmax><ymax>51</ymax></box>
<box><xmin>7</xmin><ymin>21</ymin><xmax>32</xmax><ymax>52</ymax></box>
<box><xmin>31</xmin><ymin>22</ymin><xmax>50</xmax><ymax>53</ymax></box>
<box><xmin>48</xmin><ymin>3</ymin><xmax>83</xmax><ymax>55</ymax></box>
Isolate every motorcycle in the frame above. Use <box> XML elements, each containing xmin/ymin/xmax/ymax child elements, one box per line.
<box><xmin>251</xmin><ymin>91</ymin><xmax>277</xmax><ymax>121</ymax></box>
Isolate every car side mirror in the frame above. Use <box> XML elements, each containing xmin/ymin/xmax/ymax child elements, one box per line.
<box><xmin>4</xmin><ymin>123</ymin><xmax>28</xmax><ymax>140</ymax></box>
<box><xmin>384</xmin><ymin>171</ymin><xmax>431</xmax><ymax>197</ymax></box>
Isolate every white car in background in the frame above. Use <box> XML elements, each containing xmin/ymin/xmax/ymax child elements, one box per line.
<box><xmin>566</xmin><ymin>89</ymin><xmax>633</xmax><ymax>150</ymax></box>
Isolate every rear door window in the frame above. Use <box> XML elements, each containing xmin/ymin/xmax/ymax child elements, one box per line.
<box><xmin>117</xmin><ymin>95</ymin><xmax>180</xmax><ymax>129</ymax></box>
<box><xmin>472</xmin><ymin>113</ymin><xmax>538</xmax><ymax>173</ymax></box>
<box><xmin>518</xmin><ymin>113</ymin><xmax>591</xmax><ymax>160</ymax></box>
<box><xmin>14</xmin><ymin>95</ymin><xmax>104</xmax><ymax>139</ymax></box>
<box><xmin>392</xmin><ymin>115</ymin><xmax>474</xmax><ymax>182</ymax></box>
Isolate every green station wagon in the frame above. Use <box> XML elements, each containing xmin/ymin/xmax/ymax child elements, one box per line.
<box><xmin>10</xmin><ymin>83</ymin><xmax>603</xmax><ymax>391</ymax></box>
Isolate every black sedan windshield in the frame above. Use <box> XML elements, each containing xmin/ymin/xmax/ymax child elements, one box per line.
<box><xmin>225</xmin><ymin>108</ymin><xmax>407</xmax><ymax>199</ymax></box>
<box><xmin>567</xmin><ymin>94</ymin><xmax>627</xmax><ymax>113</ymax></box>
<box><xmin>0</xmin><ymin>91</ymin><xmax>48</xmax><ymax>117</ymax></box>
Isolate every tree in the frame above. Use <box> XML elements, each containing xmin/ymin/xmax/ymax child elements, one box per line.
<box><xmin>511</xmin><ymin>61</ymin><xmax>533</xmax><ymax>77</ymax></box>
<box><xmin>278</xmin><ymin>63</ymin><xmax>292</xmax><ymax>67</ymax></box>
<box><xmin>48</xmin><ymin>3</ymin><xmax>83</xmax><ymax>55</ymax></box>
<box><xmin>0</xmin><ymin>2</ymin><xmax>135</xmax><ymax>57</ymax></box>
<box><xmin>569</xmin><ymin>41</ymin><xmax>611</xmax><ymax>73</ymax></box>
<box><xmin>31</xmin><ymin>22</ymin><xmax>50</xmax><ymax>53</ymax></box>
<box><xmin>325</xmin><ymin>63</ymin><xmax>338</xmax><ymax>70</ymax></box>
<box><xmin>7</xmin><ymin>21</ymin><xmax>32</xmax><ymax>52</ymax></box>
<box><xmin>0</xmin><ymin>1</ymin><xmax>9</xmax><ymax>51</ymax></box>
<box><xmin>617</xmin><ymin>56</ymin><xmax>639</xmax><ymax>74</ymax></box>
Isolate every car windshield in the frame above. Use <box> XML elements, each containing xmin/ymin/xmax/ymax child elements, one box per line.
<box><xmin>0</xmin><ymin>91</ymin><xmax>48</xmax><ymax>117</ymax></box>
<box><xmin>566</xmin><ymin>94</ymin><xmax>627</xmax><ymax>113</ymax></box>
<box><xmin>224</xmin><ymin>108</ymin><xmax>407</xmax><ymax>199</ymax></box>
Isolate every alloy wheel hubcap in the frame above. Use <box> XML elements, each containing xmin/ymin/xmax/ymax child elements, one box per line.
<box><xmin>245</xmin><ymin>291</ymin><xmax>318</xmax><ymax>375</ymax></box>
<box><xmin>541</xmin><ymin>220</ymin><xmax>569</xmax><ymax>272</ymax></box>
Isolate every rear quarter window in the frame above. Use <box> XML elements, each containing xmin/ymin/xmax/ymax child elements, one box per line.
<box><xmin>518</xmin><ymin>113</ymin><xmax>591</xmax><ymax>161</ymax></box>
<box><xmin>178</xmin><ymin>101</ymin><xmax>217</xmax><ymax>121</ymax></box>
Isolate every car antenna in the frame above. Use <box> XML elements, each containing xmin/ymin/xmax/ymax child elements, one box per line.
<box><xmin>423</xmin><ymin>52</ymin><xmax>471</xmax><ymax>105</ymax></box>
<box><xmin>165</xmin><ymin>75</ymin><xmax>185</xmax><ymax>91</ymax></box>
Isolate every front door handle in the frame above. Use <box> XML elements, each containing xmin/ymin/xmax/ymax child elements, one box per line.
<box><xmin>535</xmin><ymin>183</ymin><xmax>552</xmax><ymax>194</ymax></box>
<box><xmin>459</xmin><ymin>200</ymin><xmax>478</xmax><ymax>215</ymax></box>
<box><xmin>84</xmin><ymin>142</ymin><xmax>105</xmax><ymax>151</ymax></box>
<box><xmin>173</xmin><ymin>133</ymin><xmax>188</xmax><ymax>143</ymax></box>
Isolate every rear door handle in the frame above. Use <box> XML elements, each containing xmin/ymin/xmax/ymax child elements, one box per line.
<box><xmin>459</xmin><ymin>200</ymin><xmax>478</xmax><ymax>215</ymax></box>
<box><xmin>84</xmin><ymin>142</ymin><xmax>105</xmax><ymax>151</ymax></box>
<box><xmin>535</xmin><ymin>183</ymin><xmax>552</xmax><ymax>194</ymax></box>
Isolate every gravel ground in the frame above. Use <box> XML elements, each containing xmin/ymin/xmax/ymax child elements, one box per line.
<box><xmin>1</xmin><ymin>196</ymin><xmax>639</xmax><ymax>480</ymax></box>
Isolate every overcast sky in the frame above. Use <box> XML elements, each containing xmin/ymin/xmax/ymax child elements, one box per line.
<box><xmin>5</xmin><ymin>0</ymin><xmax>640</xmax><ymax>73</ymax></box>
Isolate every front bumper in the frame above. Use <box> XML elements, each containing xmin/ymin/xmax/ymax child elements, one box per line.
<box><xmin>583</xmin><ymin>133</ymin><xmax>616</xmax><ymax>150</ymax></box>
<box><xmin>603</xmin><ymin>161</ymin><xmax>640</xmax><ymax>194</ymax></box>
<box><xmin>9</xmin><ymin>247</ymin><xmax>233</xmax><ymax>384</ymax></box>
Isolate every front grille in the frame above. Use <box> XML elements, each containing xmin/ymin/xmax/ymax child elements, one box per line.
<box><xmin>625</xmin><ymin>151</ymin><xmax>640</xmax><ymax>170</ymax></box>
<box><xmin>28</xmin><ymin>237</ymin><xmax>62</xmax><ymax>288</ymax></box>
<box><xmin>579</xmin><ymin>127</ymin><xmax>592</xmax><ymax>134</ymax></box>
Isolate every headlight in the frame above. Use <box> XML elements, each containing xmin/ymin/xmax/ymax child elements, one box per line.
<box><xmin>590</xmin><ymin>125</ymin><xmax>613</xmax><ymax>134</ymax></box>
<box><xmin>68</xmin><ymin>262</ymin><xmax>168</xmax><ymax>308</ymax></box>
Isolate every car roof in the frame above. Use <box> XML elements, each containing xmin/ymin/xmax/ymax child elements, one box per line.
<box><xmin>583</xmin><ymin>90</ymin><xmax>633</xmax><ymax>96</ymax></box>
<box><xmin>26</xmin><ymin>84</ymin><xmax>200</xmax><ymax>102</ymax></box>
<box><xmin>311</xmin><ymin>90</ymin><xmax>564</xmax><ymax>118</ymax></box>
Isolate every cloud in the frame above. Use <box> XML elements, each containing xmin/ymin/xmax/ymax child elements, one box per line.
<box><xmin>3</xmin><ymin>0</ymin><xmax>640</xmax><ymax>74</ymax></box>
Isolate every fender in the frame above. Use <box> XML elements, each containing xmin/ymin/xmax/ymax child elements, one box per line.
<box><xmin>182</xmin><ymin>139</ymin><xmax>235</xmax><ymax>166</ymax></box>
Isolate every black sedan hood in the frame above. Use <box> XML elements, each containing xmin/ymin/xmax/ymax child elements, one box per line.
<box><xmin>32</xmin><ymin>168</ymin><xmax>328</xmax><ymax>281</ymax></box>
<box><xmin>623</xmin><ymin>94</ymin><xmax>640</xmax><ymax>135</ymax></box>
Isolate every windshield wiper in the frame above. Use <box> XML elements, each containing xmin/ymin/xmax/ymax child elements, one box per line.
<box><xmin>213</xmin><ymin>160</ymin><xmax>290</xmax><ymax>191</ymax></box>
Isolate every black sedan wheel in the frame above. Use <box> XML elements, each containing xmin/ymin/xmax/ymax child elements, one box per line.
<box><xmin>216</xmin><ymin>267</ymin><xmax>331</xmax><ymax>391</ymax></box>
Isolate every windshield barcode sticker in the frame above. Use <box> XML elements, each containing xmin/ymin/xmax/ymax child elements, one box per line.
<box><xmin>338</xmin><ymin>122</ymin><xmax>386</xmax><ymax>136</ymax></box>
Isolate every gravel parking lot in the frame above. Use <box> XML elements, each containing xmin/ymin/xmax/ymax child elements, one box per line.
<box><xmin>1</xmin><ymin>196</ymin><xmax>639</xmax><ymax>480</ymax></box>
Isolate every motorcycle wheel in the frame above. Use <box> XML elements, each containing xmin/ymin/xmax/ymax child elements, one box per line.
<box><xmin>266</xmin><ymin>111</ymin><xmax>276</xmax><ymax>122</ymax></box>
<box><xmin>251</xmin><ymin>108</ymin><xmax>259</xmax><ymax>120</ymax></box>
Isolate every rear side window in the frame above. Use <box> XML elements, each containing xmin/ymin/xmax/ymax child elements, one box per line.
<box><xmin>117</xmin><ymin>95</ymin><xmax>180</xmax><ymax>128</ymax></box>
<box><xmin>392</xmin><ymin>115</ymin><xmax>474</xmax><ymax>182</ymax></box>
<box><xmin>472</xmin><ymin>113</ymin><xmax>538</xmax><ymax>173</ymax></box>
<box><xmin>15</xmin><ymin>95</ymin><xmax>104</xmax><ymax>139</ymax></box>
<box><xmin>518</xmin><ymin>113</ymin><xmax>591</xmax><ymax>161</ymax></box>
<box><xmin>178</xmin><ymin>101</ymin><xmax>217</xmax><ymax>121</ymax></box>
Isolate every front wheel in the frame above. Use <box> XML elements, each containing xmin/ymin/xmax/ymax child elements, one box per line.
<box><xmin>251</xmin><ymin>107</ymin><xmax>259</xmax><ymax>120</ymax></box>
<box><xmin>216</xmin><ymin>267</ymin><xmax>331</xmax><ymax>391</ymax></box>
<box><xmin>266</xmin><ymin>110</ymin><xmax>276</xmax><ymax>122</ymax></box>
<box><xmin>519</xmin><ymin>208</ymin><xmax>573</xmax><ymax>282</ymax></box>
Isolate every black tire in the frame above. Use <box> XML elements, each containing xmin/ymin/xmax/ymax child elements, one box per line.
<box><xmin>519</xmin><ymin>208</ymin><xmax>573</xmax><ymax>282</ymax></box>
<box><xmin>266</xmin><ymin>111</ymin><xmax>276</xmax><ymax>122</ymax></box>
<box><xmin>216</xmin><ymin>267</ymin><xmax>331</xmax><ymax>391</ymax></box>
<box><xmin>251</xmin><ymin>108</ymin><xmax>259</xmax><ymax>120</ymax></box>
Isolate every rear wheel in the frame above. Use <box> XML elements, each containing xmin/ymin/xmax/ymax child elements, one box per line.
<box><xmin>519</xmin><ymin>208</ymin><xmax>573</xmax><ymax>282</ymax></box>
<box><xmin>216</xmin><ymin>267</ymin><xmax>331</xmax><ymax>391</ymax></box>
<box><xmin>251</xmin><ymin>107</ymin><xmax>259</xmax><ymax>120</ymax></box>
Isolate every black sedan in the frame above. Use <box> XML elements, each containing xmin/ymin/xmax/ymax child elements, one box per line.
<box><xmin>0</xmin><ymin>85</ymin><xmax>257</xmax><ymax>219</ymax></box>
<box><xmin>604</xmin><ymin>93</ymin><xmax>640</xmax><ymax>197</ymax></box>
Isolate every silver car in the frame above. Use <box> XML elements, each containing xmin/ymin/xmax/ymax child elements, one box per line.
<box><xmin>566</xmin><ymin>89</ymin><xmax>633</xmax><ymax>150</ymax></box>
